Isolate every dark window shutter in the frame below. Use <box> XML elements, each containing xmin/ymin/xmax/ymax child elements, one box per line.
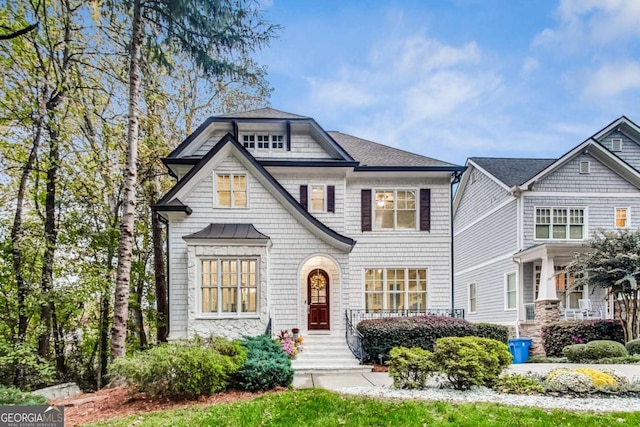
<box><xmin>327</xmin><ymin>185</ymin><xmax>335</xmax><ymax>213</ymax></box>
<box><xmin>420</xmin><ymin>188</ymin><xmax>431</xmax><ymax>231</ymax></box>
<box><xmin>300</xmin><ymin>185</ymin><xmax>308</xmax><ymax>210</ymax></box>
<box><xmin>361</xmin><ymin>189</ymin><xmax>372</xmax><ymax>231</ymax></box>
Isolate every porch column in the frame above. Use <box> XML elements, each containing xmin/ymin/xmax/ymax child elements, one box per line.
<box><xmin>536</xmin><ymin>255</ymin><xmax>557</xmax><ymax>301</ymax></box>
<box><xmin>532</xmin><ymin>254</ymin><xmax>560</xmax><ymax>357</ymax></box>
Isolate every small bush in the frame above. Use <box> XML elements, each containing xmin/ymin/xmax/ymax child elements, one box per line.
<box><xmin>0</xmin><ymin>386</ymin><xmax>47</xmax><ymax>405</ymax></box>
<box><xmin>545</xmin><ymin>369</ymin><xmax>594</xmax><ymax>393</ymax></box>
<box><xmin>432</xmin><ymin>337</ymin><xmax>511</xmax><ymax>390</ymax></box>
<box><xmin>474</xmin><ymin>323</ymin><xmax>509</xmax><ymax>343</ymax></box>
<box><xmin>232</xmin><ymin>335</ymin><xmax>293</xmax><ymax>391</ymax></box>
<box><xmin>387</xmin><ymin>347</ymin><xmax>435</xmax><ymax>390</ymax></box>
<box><xmin>492</xmin><ymin>373</ymin><xmax>544</xmax><ymax>395</ymax></box>
<box><xmin>626</xmin><ymin>339</ymin><xmax>640</xmax><ymax>355</ymax></box>
<box><xmin>563</xmin><ymin>344</ymin><xmax>588</xmax><ymax>362</ymax></box>
<box><xmin>584</xmin><ymin>340</ymin><xmax>628</xmax><ymax>360</ymax></box>
<box><xmin>597</xmin><ymin>355</ymin><xmax>640</xmax><ymax>364</ymax></box>
<box><xmin>0</xmin><ymin>337</ymin><xmax>56</xmax><ymax>390</ymax></box>
<box><xmin>357</xmin><ymin>316</ymin><xmax>477</xmax><ymax>362</ymax></box>
<box><xmin>109</xmin><ymin>338</ymin><xmax>246</xmax><ymax>398</ymax></box>
<box><xmin>542</xmin><ymin>319</ymin><xmax>624</xmax><ymax>357</ymax></box>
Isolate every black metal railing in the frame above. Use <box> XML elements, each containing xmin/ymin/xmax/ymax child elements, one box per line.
<box><xmin>345</xmin><ymin>310</ymin><xmax>365</xmax><ymax>363</ymax></box>
<box><xmin>348</xmin><ymin>308</ymin><xmax>465</xmax><ymax>326</ymax></box>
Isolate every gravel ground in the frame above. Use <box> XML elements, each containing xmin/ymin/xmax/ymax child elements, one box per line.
<box><xmin>334</xmin><ymin>385</ymin><xmax>640</xmax><ymax>413</ymax></box>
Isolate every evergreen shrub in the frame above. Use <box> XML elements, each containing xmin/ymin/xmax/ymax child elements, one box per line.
<box><xmin>625</xmin><ymin>339</ymin><xmax>640</xmax><ymax>355</ymax></box>
<box><xmin>387</xmin><ymin>346</ymin><xmax>435</xmax><ymax>389</ymax></box>
<box><xmin>563</xmin><ymin>340</ymin><xmax>628</xmax><ymax>362</ymax></box>
<box><xmin>474</xmin><ymin>323</ymin><xmax>509</xmax><ymax>343</ymax></box>
<box><xmin>232</xmin><ymin>335</ymin><xmax>293</xmax><ymax>391</ymax></box>
<box><xmin>0</xmin><ymin>386</ymin><xmax>47</xmax><ymax>405</ymax></box>
<box><xmin>542</xmin><ymin>319</ymin><xmax>624</xmax><ymax>357</ymax></box>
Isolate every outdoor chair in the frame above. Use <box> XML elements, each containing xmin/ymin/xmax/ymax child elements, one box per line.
<box><xmin>578</xmin><ymin>299</ymin><xmax>602</xmax><ymax>319</ymax></box>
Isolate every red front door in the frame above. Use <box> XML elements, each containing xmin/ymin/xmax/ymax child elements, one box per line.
<box><xmin>308</xmin><ymin>269</ymin><xmax>330</xmax><ymax>330</ymax></box>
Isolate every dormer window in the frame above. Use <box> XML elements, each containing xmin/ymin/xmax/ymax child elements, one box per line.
<box><xmin>242</xmin><ymin>133</ymin><xmax>285</xmax><ymax>150</ymax></box>
<box><xmin>611</xmin><ymin>138</ymin><xmax>622</xmax><ymax>152</ymax></box>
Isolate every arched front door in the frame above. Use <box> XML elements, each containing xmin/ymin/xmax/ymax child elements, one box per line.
<box><xmin>308</xmin><ymin>269</ymin><xmax>330</xmax><ymax>330</ymax></box>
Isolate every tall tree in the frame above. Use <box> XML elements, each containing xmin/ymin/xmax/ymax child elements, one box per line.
<box><xmin>108</xmin><ymin>0</ymin><xmax>278</xmax><ymax>360</ymax></box>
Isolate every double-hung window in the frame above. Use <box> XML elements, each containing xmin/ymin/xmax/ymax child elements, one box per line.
<box><xmin>364</xmin><ymin>268</ymin><xmax>428</xmax><ymax>311</ymax></box>
<box><xmin>505</xmin><ymin>273</ymin><xmax>516</xmax><ymax>310</ymax></box>
<box><xmin>535</xmin><ymin>207</ymin><xmax>584</xmax><ymax>240</ymax></box>
<box><xmin>216</xmin><ymin>174</ymin><xmax>247</xmax><ymax>208</ymax></box>
<box><xmin>615</xmin><ymin>207</ymin><xmax>629</xmax><ymax>228</ymax></box>
<box><xmin>468</xmin><ymin>283</ymin><xmax>477</xmax><ymax>313</ymax></box>
<box><xmin>201</xmin><ymin>258</ymin><xmax>257</xmax><ymax>315</ymax></box>
<box><xmin>310</xmin><ymin>185</ymin><xmax>325</xmax><ymax>212</ymax></box>
<box><xmin>374</xmin><ymin>190</ymin><xmax>416</xmax><ymax>230</ymax></box>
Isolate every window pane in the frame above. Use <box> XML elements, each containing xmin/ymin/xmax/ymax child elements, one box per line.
<box><xmin>408</xmin><ymin>292</ymin><xmax>426</xmax><ymax>311</ymax></box>
<box><xmin>536</xmin><ymin>208</ymin><xmax>550</xmax><ymax>224</ymax></box>
<box><xmin>569</xmin><ymin>225</ymin><xmax>583</xmax><ymax>239</ymax></box>
<box><xmin>535</xmin><ymin>225</ymin><xmax>549</xmax><ymax>239</ymax></box>
<box><xmin>616</xmin><ymin>208</ymin><xmax>628</xmax><ymax>228</ymax></box>
<box><xmin>375</xmin><ymin>211</ymin><xmax>394</xmax><ymax>229</ymax></box>
<box><xmin>310</xmin><ymin>185</ymin><xmax>324</xmax><ymax>212</ymax></box>
<box><xmin>507</xmin><ymin>292</ymin><xmax>516</xmax><ymax>309</ymax></box>
<box><xmin>552</xmin><ymin>225</ymin><xmax>567</xmax><ymax>239</ymax></box>
<box><xmin>365</xmin><ymin>269</ymin><xmax>383</xmax><ymax>291</ymax></box>
<box><xmin>221</xmin><ymin>287</ymin><xmax>237</xmax><ymax>312</ymax></box>
<box><xmin>397</xmin><ymin>211</ymin><xmax>416</xmax><ymax>229</ymax></box>
<box><xmin>375</xmin><ymin>191</ymin><xmax>394</xmax><ymax>229</ymax></box>
<box><xmin>365</xmin><ymin>293</ymin><xmax>382</xmax><ymax>311</ymax></box>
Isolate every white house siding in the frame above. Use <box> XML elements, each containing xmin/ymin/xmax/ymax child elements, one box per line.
<box><xmin>167</xmin><ymin>154</ymin><xmax>349</xmax><ymax>339</ymax></box>
<box><xmin>345</xmin><ymin>177</ymin><xmax>452</xmax><ymax>311</ymax></box>
<box><xmin>454</xmin><ymin>200</ymin><xmax>517</xmax><ymax>273</ymax></box>
<box><xmin>454</xmin><ymin>167</ymin><xmax>509</xmax><ymax>232</ymax></box>
<box><xmin>598</xmin><ymin>131</ymin><xmax>640</xmax><ymax>171</ymax></box>
<box><xmin>454</xmin><ymin>257</ymin><xmax>519</xmax><ymax>324</ymax></box>
<box><xmin>269</xmin><ymin>172</ymin><xmax>346</xmax><ymax>233</ymax></box>
<box><xmin>193</xmin><ymin>130</ymin><xmax>233</xmax><ymax>156</ymax></box>
<box><xmin>534</xmin><ymin>154</ymin><xmax>638</xmax><ymax>193</ymax></box>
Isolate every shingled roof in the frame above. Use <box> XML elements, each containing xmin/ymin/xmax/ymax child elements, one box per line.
<box><xmin>329</xmin><ymin>131</ymin><xmax>456</xmax><ymax>167</ymax></box>
<box><xmin>220</xmin><ymin>107</ymin><xmax>308</xmax><ymax>119</ymax></box>
<box><xmin>470</xmin><ymin>157</ymin><xmax>556</xmax><ymax>187</ymax></box>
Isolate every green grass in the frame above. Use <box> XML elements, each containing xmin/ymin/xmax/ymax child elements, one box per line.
<box><xmin>87</xmin><ymin>389</ymin><xmax>640</xmax><ymax>427</ymax></box>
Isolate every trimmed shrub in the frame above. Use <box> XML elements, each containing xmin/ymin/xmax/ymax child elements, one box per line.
<box><xmin>357</xmin><ymin>316</ymin><xmax>477</xmax><ymax>362</ymax></box>
<box><xmin>474</xmin><ymin>323</ymin><xmax>509</xmax><ymax>343</ymax></box>
<box><xmin>432</xmin><ymin>336</ymin><xmax>511</xmax><ymax>390</ymax></box>
<box><xmin>542</xmin><ymin>319</ymin><xmax>624</xmax><ymax>357</ymax></box>
<box><xmin>387</xmin><ymin>347</ymin><xmax>435</xmax><ymax>390</ymax></box>
<box><xmin>0</xmin><ymin>386</ymin><xmax>47</xmax><ymax>405</ymax></box>
<box><xmin>232</xmin><ymin>335</ymin><xmax>293</xmax><ymax>391</ymax></box>
<box><xmin>109</xmin><ymin>338</ymin><xmax>246</xmax><ymax>398</ymax></box>
<box><xmin>492</xmin><ymin>373</ymin><xmax>544</xmax><ymax>395</ymax></box>
<box><xmin>626</xmin><ymin>339</ymin><xmax>640</xmax><ymax>355</ymax></box>
<box><xmin>562</xmin><ymin>344</ymin><xmax>588</xmax><ymax>362</ymax></box>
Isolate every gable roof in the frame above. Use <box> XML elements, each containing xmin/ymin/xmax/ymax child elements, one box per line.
<box><xmin>469</xmin><ymin>157</ymin><xmax>556</xmax><ymax>187</ymax></box>
<box><xmin>219</xmin><ymin>107</ymin><xmax>308</xmax><ymax>119</ymax></box>
<box><xmin>593</xmin><ymin>115</ymin><xmax>640</xmax><ymax>142</ymax></box>
<box><xmin>154</xmin><ymin>133</ymin><xmax>356</xmax><ymax>252</ymax></box>
<box><xmin>329</xmin><ymin>131</ymin><xmax>463</xmax><ymax>170</ymax></box>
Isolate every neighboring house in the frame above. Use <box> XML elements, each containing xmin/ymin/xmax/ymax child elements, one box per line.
<box><xmin>453</xmin><ymin>116</ymin><xmax>640</xmax><ymax>334</ymax></box>
<box><xmin>154</xmin><ymin>108</ymin><xmax>464</xmax><ymax>340</ymax></box>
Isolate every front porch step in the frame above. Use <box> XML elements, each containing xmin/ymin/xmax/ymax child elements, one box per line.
<box><xmin>291</xmin><ymin>333</ymin><xmax>372</xmax><ymax>374</ymax></box>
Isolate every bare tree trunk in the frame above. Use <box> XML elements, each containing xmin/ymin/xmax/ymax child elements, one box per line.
<box><xmin>111</xmin><ymin>0</ymin><xmax>144</xmax><ymax>360</ymax></box>
<box><xmin>153</xmin><ymin>172</ymin><xmax>168</xmax><ymax>343</ymax></box>
<box><xmin>134</xmin><ymin>277</ymin><xmax>147</xmax><ymax>348</ymax></box>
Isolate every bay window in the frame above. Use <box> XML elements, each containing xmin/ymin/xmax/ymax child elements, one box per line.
<box><xmin>201</xmin><ymin>258</ymin><xmax>257</xmax><ymax>315</ymax></box>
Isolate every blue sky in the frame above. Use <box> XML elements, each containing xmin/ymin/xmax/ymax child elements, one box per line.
<box><xmin>257</xmin><ymin>0</ymin><xmax>640</xmax><ymax>165</ymax></box>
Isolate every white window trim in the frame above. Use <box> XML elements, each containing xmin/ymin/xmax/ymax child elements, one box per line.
<box><xmin>504</xmin><ymin>272</ymin><xmax>517</xmax><ymax>311</ymax></box>
<box><xmin>614</xmin><ymin>207</ymin><xmax>630</xmax><ymax>229</ymax></box>
<box><xmin>611</xmin><ymin>137</ymin><xmax>622</xmax><ymax>152</ymax></box>
<box><xmin>579</xmin><ymin>161</ymin><xmax>590</xmax><ymax>174</ymax></box>
<box><xmin>468</xmin><ymin>283</ymin><xmax>477</xmax><ymax>314</ymax></box>
<box><xmin>372</xmin><ymin>188</ymin><xmax>419</xmax><ymax>231</ymax></box>
<box><xmin>197</xmin><ymin>257</ymin><xmax>260</xmax><ymax>319</ymax></box>
<box><xmin>213</xmin><ymin>172</ymin><xmax>249</xmax><ymax>209</ymax></box>
<box><xmin>362</xmin><ymin>267</ymin><xmax>430</xmax><ymax>311</ymax></box>
<box><xmin>308</xmin><ymin>184</ymin><xmax>327</xmax><ymax>213</ymax></box>
<box><xmin>241</xmin><ymin>132</ymin><xmax>285</xmax><ymax>152</ymax></box>
<box><xmin>533</xmin><ymin>206</ymin><xmax>587</xmax><ymax>241</ymax></box>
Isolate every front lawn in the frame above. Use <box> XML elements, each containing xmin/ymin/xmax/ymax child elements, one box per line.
<box><xmin>88</xmin><ymin>389</ymin><xmax>640</xmax><ymax>427</ymax></box>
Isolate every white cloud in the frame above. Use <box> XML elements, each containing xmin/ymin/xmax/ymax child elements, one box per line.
<box><xmin>520</xmin><ymin>57</ymin><xmax>539</xmax><ymax>75</ymax></box>
<box><xmin>308</xmin><ymin>77</ymin><xmax>375</xmax><ymax>107</ymax></box>
<box><xmin>534</xmin><ymin>0</ymin><xmax>640</xmax><ymax>48</ymax></box>
<box><xmin>583</xmin><ymin>61</ymin><xmax>640</xmax><ymax>97</ymax></box>
<box><xmin>392</xmin><ymin>37</ymin><xmax>480</xmax><ymax>73</ymax></box>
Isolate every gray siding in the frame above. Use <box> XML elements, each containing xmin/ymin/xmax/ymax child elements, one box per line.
<box><xmin>598</xmin><ymin>130</ymin><xmax>640</xmax><ymax>171</ymax></box>
<box><xmin>454</xmin><ymin>166</ymin><xmax>510</xmax><ymax>231</ymax></box>
<box><xmin>454</xmin><ymin>200</ymin><xmax>517</xmax><ymax>272</ymax></box>
<box><xmin>454</xmin><ymin>257</ymin><xmax>519</xmax><ymax>324</ymax></box>
<box><xmin>522</xmin><ymin>262</ymin><xmax>534</xmax><ymax>304</ymax></box>
<box><xmin>534</xmin><ymin>153</ymin><xmax>637</xmax><ymax>192</ymax></box>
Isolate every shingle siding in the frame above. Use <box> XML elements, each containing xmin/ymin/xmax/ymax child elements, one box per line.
<box><xmin>598</xmin><ymin>130</ymin><xmax>640</xmax><ymax>171</ymax></box>
<box><xmin>534</xmin><ymin>154</ymin><xmax>638</xmax><ymax>192</ymax></box>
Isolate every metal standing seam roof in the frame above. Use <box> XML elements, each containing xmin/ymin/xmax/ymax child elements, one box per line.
<box><xmin>328</xmin><ymin>131</ymin><xmax>458</xmax><ymax>167</ymax></box>
<box><xmin>470</xmin><ymin>157</ymin><xmax>557</xmax><ymax>187</ymax></box>
<box><xmin>183</xmin><ymin>223</ymin><xmax>270</xmax><ymax>240</ymax></box>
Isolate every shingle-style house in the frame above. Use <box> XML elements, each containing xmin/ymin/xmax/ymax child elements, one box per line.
<box><xmin>453</xmin><ymin>116</ymin><xmax>640</xmax><ymax>352</ymax></box>
<box><xmin>154</xmin><ymin>108</ymin><xmax>465</xmax><ymax>346</ymax></box>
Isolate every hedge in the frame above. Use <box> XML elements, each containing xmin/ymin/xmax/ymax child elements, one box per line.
<box><xmin>357</xmin><ymin>316</ymin><xmax>478</xmax><ymax>362</ymax></box>
<box><xmin>542</xmin><ymin>319</ymin><xmax>625</xmax><ymax>357</ymax></box>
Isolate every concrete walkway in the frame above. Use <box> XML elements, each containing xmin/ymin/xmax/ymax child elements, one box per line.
<box><xmin>293</xmin><ymin>363</ymin><xmax>640</xmax><ymax>390</ymax></box>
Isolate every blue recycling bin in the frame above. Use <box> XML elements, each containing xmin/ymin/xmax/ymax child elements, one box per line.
<box><xmin>508</xmin><ymin>338</ymin><xmax>532</xmax><ymax>364</ymax></box>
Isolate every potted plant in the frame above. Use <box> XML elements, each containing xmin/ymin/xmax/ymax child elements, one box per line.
<box><xmin>292</xmin><ymin>327</ymin><xmax>300</xmax><ymax>338</ymax></box>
